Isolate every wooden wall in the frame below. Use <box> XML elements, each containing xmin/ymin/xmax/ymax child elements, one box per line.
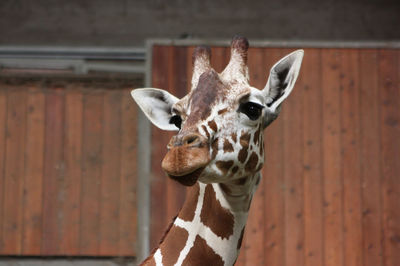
<box><xmin>0</xmin><ymin>82</ymin><xmax>137</xmax><ymax>256</ymax></box>
<box><xmin>149</xmin><ymin>45</ymin><xmax>400</xmax><ymax>266</ymax></box>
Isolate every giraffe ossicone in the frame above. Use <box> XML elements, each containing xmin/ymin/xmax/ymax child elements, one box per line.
<box><xmin>132</xmin><ymin>36</ymin><xmax>304</xmax><ymax>266</ymax></box>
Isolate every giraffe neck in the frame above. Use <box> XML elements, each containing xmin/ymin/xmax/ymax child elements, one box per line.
<box><xmin>144</xmin><ymin>173</ymin><xmax>261</xmax><ymax>266</ymax></box>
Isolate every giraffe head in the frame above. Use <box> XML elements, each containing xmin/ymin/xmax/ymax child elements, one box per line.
<box><xmin>132</xmin><ymin>37</ymin><xmax>303</xmax><ymax>190</ymax></box>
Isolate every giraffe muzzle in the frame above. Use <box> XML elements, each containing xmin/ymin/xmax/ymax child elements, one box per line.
<box><xmin>162</xmin><ymin>133</ymin><xmax>210</xmax><ymax>186</ymax></box>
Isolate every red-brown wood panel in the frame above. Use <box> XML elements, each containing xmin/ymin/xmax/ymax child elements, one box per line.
<box><xmin>42</xmin><ymin>90</ymin><xmax>65</xmax><ymax>255</ymax></box>
<box><xmin>0</xmin><ymin>82</ymin><xmax>137</xmax><ymax>257</ymax></box>
<box><xmin>119</xmin><ymin>91</ymin><xmax>138</xmax><ymax>256</ymax></box>
<box><xmin>321</xmin><ymin>49</ymin><xmax>344</xmax><ymax>266</ymax></box>
<box><xmin>22</xmin><ymin>89</ymin><xmax>45</xmax><ymax>255</ymax></box>
<box><xmin>0</xmin><ymin>88</ymin><xmax>6</xmax><ymax>252</ymax></box>
<box><xmin>211</xmin><ymin>46</ymin><xmax>230</xmax><ymax>73</ymax></box>
<box><xmin>80</xmin><ymin>90</ymin><xmax>103</xmax><ymax>255</ymax></box>
<box><xmin>302</xmin><ymin>48</ymin><xmax>323</xmax><ymax>266</ymax></box>
<box><xmin>341</xmin><ymin>49</ymin><xmax>363</xmax><ymax>266</ymax></box>
<box><xmin>99</xmin><ymin>90</ymin><xmax>122</xmax><ymax>255</ymax></box>
<box><xmin>359</xmin><ymin>49</ymin><xmax>383</xmax><ymax>266</ymax></box>
<box><xmin>379</xmin><ymin>49</ymin><xmax>400</xmax><ymax>266</ymax></box>
<box><xmin>61</xmin><ymin>90</ymin><xmax>83</xmax><ymax>255</ymax></box>
<box><xmin>2</xmin><ymin>89</ymin><xmax>27</xmax><ymax>254</ymax></box>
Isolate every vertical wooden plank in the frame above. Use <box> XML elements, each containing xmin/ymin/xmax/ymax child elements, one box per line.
<box><xmin>0</xmin><ymin>88</ymin><xmax>6</xmax><ymax>252</ymax></box>
<box><xmin>340</xmin><ymin>49</ymin><xmax>363</xmax><ymax>266</ymax></box>
<box><xmin>263</xmin><ymin>48</ymin><xmax>285</xmax><ymax>266</ymax></box>
<box><xmin>211</xmin><ymin>46</ymin><xmax>229</xmax><ymax>73</ymax></box>
<box><xmin>302</xmin><ymin>49</ymin><xmax>323</xmax><ymax>266</ymax></box>
<box><xmin>244</xmin><ymin>47</ymin><xmax>266</xmax><ymax>266</ymax></box>
<box><xmin>119</xmin><ymin>90</ymin><xmax>138</xmax><ymax>256</ymax></box>
<box><xmin>99</xmin><ymin>90</ymin><xmax>122</xmax><ymax>255</ymax></box>
<box><xmin>22</xmin><ymin>88</ymin><xmax>45</xmax><ymax>255</ymax></box>
<box><xmin>379</xmin><ymin>49</ymin><xmax>400</xmax><ymax>266</ymax></box>
<box><xmin>186</xmin><ymin>46</ymin><xmax>195</xmax><ymax>92</ymax></box>
<box><xmin>1</xmin><ymin>88</ymin><xmax>27</xmax><ymax>254</ymax></box>
<box><xmin>282</xmin><ymin>48</ymin><xmax>305</xmax><ymax>266</ymax></box>
<box><xmin>150</xmin><ymin>45</ymin><xmax>170</xmax><ymax>249</ymax></box>
<box><xmin>359</xmin><ymin>49</ymin><xmax>383</xmax><ymax>266</ymax></box>
<box><xmin>61</xmin><ymin>90</ymin><xmax>83</xmax><ymax>254</ymax></box>
<box><xmin>80</xmin><ymin>91</ymin><xmax>103</xmax><ymax>255</ymax></box>
<box><xmin>174</xmin><ymin>46</ymin><xmax>190</xmax><ymax>98</ymax></box>
<box><xmin>321</xmin><ymin>49</ymin><xmax>344</xmax><ymax>266</ymax></box>
<box><xmin>42</xmin><ymin>90</ymin><xmax>65</xmax><ymax>255</ymax></box>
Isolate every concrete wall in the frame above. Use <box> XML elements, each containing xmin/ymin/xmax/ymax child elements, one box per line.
<box><xmin>0</xmin><ymin>0</ymin><xmax>399</xmax><ymax>47</ymax></box>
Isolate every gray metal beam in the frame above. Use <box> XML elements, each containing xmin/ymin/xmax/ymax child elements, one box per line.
<box><xmin>146</xmin><ymin>38</ymin><xmax>400</xmax><ymax>48</ymax></box>
<box><xmin>0</xmin><ymin>46</ymin><xmax>146</xmax><ymax>60</ymax></box>
<box><xmin>135</xmin><ymin>40</ymin><xmax>153</xmax><ymax>262</ymax></box>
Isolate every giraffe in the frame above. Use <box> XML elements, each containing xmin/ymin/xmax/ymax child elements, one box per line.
<box><xmin>131</xmin><ymin>36</ymin><xmax>304</xmax><ymax>266</ymax></box>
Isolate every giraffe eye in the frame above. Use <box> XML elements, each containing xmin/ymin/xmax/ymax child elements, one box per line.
<box><xmin>239</xmin><ymin>102</ymin><xmax>263</xmax><ymax>120</ymax></box>
<box><xmin>169</xmin><ymin>115</ymin><xmax>182</xmax><ymax>129</ymax></box>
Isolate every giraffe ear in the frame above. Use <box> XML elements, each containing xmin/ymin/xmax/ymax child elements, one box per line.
<box><xmin>262</xmin><ymin>49</ymin><xmax>304</xmax><ymax>128</ymax></box>
<box><xmin>131</xmin><ymin>88</ymin><xmax>180</xmax><ymax>131</ymax></box>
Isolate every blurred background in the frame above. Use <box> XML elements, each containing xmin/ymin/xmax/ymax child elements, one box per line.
<box><xmin>0</xmin><ymin>0</ymin><xmax>399</xmax><ymax>266</ymax></box>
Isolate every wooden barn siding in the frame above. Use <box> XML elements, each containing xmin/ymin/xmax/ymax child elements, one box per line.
<box><xmin>149</xmin><ymin>45</ymin><xmax>400</xmax><ymax>266</ymax></box>
<box><xmin>0</xmin><ymin>85</ymin><xmax>137</xmax><ymax>256</ymax></box>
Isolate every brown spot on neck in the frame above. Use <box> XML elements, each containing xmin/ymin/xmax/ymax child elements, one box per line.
<box><xmin>245</xmin><ymin>152</ymin><xmax>259</xmax><ymax>172</ymax></box>
<box><xmin>211</xmin><ymin>137</ymin><xmax>219</xmax><ymax>159</ymax></box>
<box><xmin>218</xmin><ymin>108</ymin><xmax>228</xmax><ymax>115</ymax></box>
<box><xmin>201</xmin><ymin>185</ymin><xmax>234</xmax><ymax>239</ymax></box>
<box><xmin>238</xmin><ymin>131</ymin><xmax>251</xmax><ymax>163</ymax></box>
<box><xmin>223</xmin><ymin>139</ymin><xmax>234</xmax><ymax>153</ymax></box>
<box><xmin>238</xmin><ymin>146</ymin><xmax>248</xmax><ymax>163</ymax></box>
<box><xmin>182</xmin><ymin>235</ymin><xmax>224</xmax><ymax>266</ymax></box>
<box><xmin>231</xmin><ymin>132</ymin><xmax>237</xmax><ymax>143</ymax></box>
<box><xmin>231</xmin><ymin>132</ymin><xmax>237</xmax><ymax>142</ymax></box>
<box><xmin>208</xmin><ymin>120</ymin><xmax>218</xmax><ymax>132</ymax></box>
<box><xmin>160</xmin><ymin>225</ymin><xmax>189</xmax><ymax>265</ymax></box>
<box><xmin>216</xmin><ymin>160</ymin><xmax>234</xmax><ymax>175</ymax></box>
<box><xmin>240</xmin><ymin>131</ymin><xmax>251</xmax><ymax>146</ymax></box>
<box><xmin>178</xmin><ymin>183</ymin><xmax>200</xmax><ymax>221</ymax></box>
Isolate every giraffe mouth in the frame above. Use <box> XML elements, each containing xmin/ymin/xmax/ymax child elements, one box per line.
<box><xmin>161</xmin><ymin>144</ymin><xmax>210</xmax><ymax>186</ymax></box>
<box><xmin>166</xmin><ymin>167</ymin><xmax>205</xmax><ymax>186</ymax></box>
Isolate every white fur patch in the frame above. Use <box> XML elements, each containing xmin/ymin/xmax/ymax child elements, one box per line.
<box><xmin>154</xmin><ymin>249</ymin><xmax>163</xmax><ymax>266</ymax></box>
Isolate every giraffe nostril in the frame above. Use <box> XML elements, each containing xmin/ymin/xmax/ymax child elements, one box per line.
<box><xmin>182</xmin><ymin>134</ymin><xmax>203</xmax><ymax>147</ymax></box>
<box><xmin>185</xmin><ymin>136</ymin><xmax>199</xmax><ymax>145</ymax></box>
